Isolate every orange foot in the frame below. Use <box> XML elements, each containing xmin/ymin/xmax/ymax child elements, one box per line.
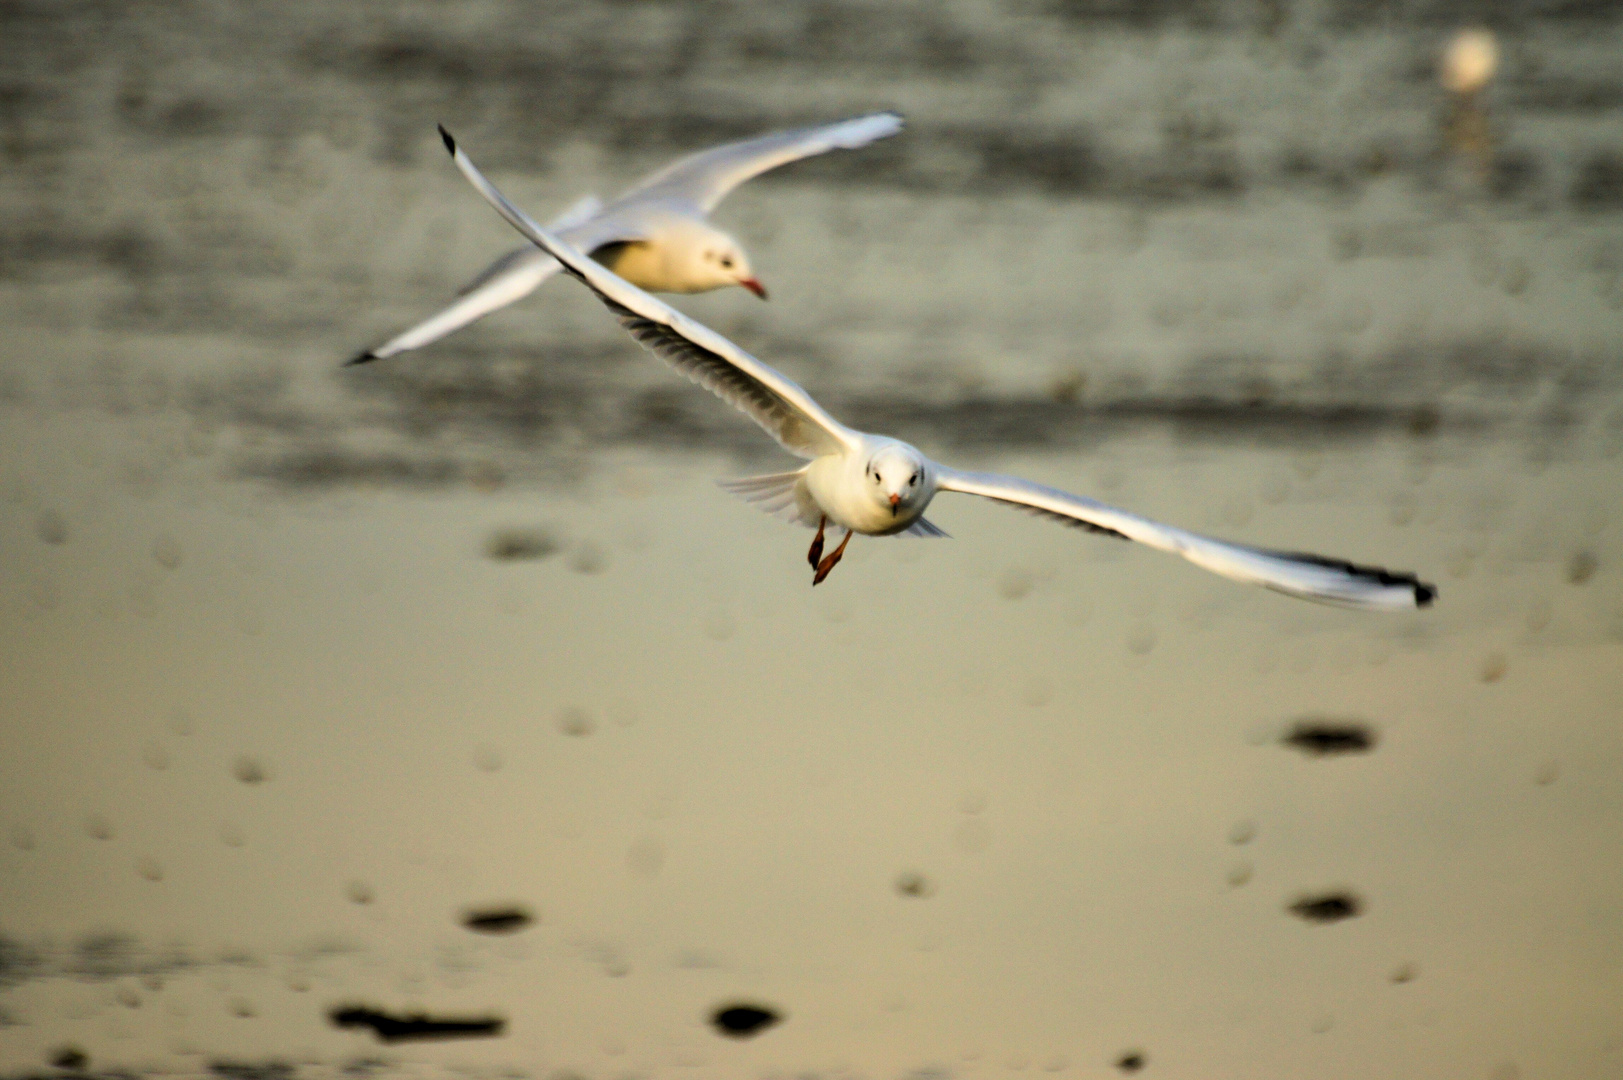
<box><xmin>808</xmin><ymin>516</ymin><xmax>826</xmax><ymax>569</ymax></box>
<box><xmin>812</xmin><ymin>529</ymin><xmax>853</xmax><ymax>586</ymax></box>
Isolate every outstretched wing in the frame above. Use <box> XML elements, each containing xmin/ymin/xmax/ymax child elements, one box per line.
<box><xmin>439</xmin><ymin>126</ymin><xmax>860</xmax><ymax>460</ymax></box>
<box><xmin>547</xmin><ymin>193</ymin><xmax>604</xmax><ymax>232</ymax></box>
<box><xmin>349</xmin><ymin>250</ymin><xmax>561</xmax><ymax>364</ymax></box>
<box><xmin>454</xmin><ymin>245</ymin><xmax>551</xmax><ymax>297</ymax></box>
<box><xmin>618</xmin><ymin>112</ymin><xmax>904</xmax><ymax>214</ymax></box>
<box><xmin>936</xmin><ymin>467</ymin><xmax>1436</xmax><ymax>610</ymax></box>
<box><xmin>349</xmin><ymin>197</ymin><xmax>633</xmax><ymax>365</ymax></box>
<box><xmin>456</xmin><ymin>197</ymin><xmax>610</xmax><ymax>296</ymax></box>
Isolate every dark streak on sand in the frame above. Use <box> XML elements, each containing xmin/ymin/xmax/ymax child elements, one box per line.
<box><xmin>329</xmin><ymin>1006</ymin><xmax>505</xmax><ymax>1043</ymax></box>
<box><xmin>711</xmin><ymin>1003</ymin><xmax>782</xmax><ymax>1038</ymax></box>
<box><xmin>1288</xmin><ymin>891</ymin><xmax>1363</xmax><ymax>923</ymax></box>
<box><xmin>460</xmin><ymin>905</ymin><xmax>535</xmax><ymax>934</ymax></box>
<box><xmin>50</xmin><ymin>1048</ymin><xmax>89</xmax><ymax>1072</ymax></box>
<box><xmin>1281</xmin><ymin>719</ymin><xmax>1376</xmax><ymax>756</ymax></box>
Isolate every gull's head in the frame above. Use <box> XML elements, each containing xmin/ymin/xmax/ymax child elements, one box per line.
<box><xmin>864</xmin><ymin>444</ymin><xmax>928</xmax><ymax>517</ymax></box>
<box><xmin>675</xmin><ymin>222</ymin><xmax>766</xmax><ymax>298</ymax></box>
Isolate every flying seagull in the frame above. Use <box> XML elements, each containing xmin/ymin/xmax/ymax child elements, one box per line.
<box><xmin>433</xmin><ymin>126</ymin><xmax>1436</xmax><ymax>609</ymax></box>
<box><xmin>348</xmin><ymin>112</ymin><xmax>904</xmax><ymax>365</ymax></box>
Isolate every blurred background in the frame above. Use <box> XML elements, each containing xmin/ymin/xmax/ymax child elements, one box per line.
<box><xmin>2</xmin><ymin>1</ymin><xmax>1622</xmax><ymax>1078</ymax></box>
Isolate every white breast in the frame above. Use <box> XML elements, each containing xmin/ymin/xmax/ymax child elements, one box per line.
<box><xmin>805</xmin><ymin>455</ymin><xmax>924</xmax><ymax>536</ymax></box>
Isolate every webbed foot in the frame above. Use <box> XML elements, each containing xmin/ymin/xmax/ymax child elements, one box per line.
<box><xmin>812</xmin><ymin>529</ymin><xmax>853</xmax><ymax>586</ymax></box>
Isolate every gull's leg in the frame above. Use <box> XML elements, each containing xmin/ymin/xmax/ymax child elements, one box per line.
<box><xmin>812</xmin><ymin>529</ymin><xmax>853</xmax><ymax>586</ymax></box>
<box><xmin>808</xmin><ymin>516</ymin><xmax>826</xmax><ymax>569</ymax></box>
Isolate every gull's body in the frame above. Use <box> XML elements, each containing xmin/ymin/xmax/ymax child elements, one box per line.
<box><xmin>435</xmin><ymin>127</ymin><xmax>1437</xmax><ymax>609</ymax></box>
<box><xmin>807</xmin><ymin>439</ymin><xmax>936</xmax><ymax>536</ymax></box>
<box><xmin>349</xmin><ymin>112</ymin><xmax>904</xmax><ymax>364</ymax></box>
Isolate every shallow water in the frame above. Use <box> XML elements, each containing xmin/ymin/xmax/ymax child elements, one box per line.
<box><xmin>3</xmin><ymin>3</ymin><xmax>1623</xmax><ymax>1079</ymax></box>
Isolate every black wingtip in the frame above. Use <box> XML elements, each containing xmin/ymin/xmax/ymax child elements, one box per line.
<box><xmin>1273</xmin><ymin>551</ymin><xmax>1439</xmax><ymax>609</ymax></box>
<box><xmin>438</xmin><ymin>124</ymin><xmax>455</xmax><ymax>155</ymax></box>
<box><xmin>345</xmin><ymin>350</ymin><xmax>378</xmax><ymax>367</ymax></box>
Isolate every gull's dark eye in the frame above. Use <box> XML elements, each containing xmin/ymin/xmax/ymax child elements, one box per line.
<box><xmin>720</xmin><ymin>256</ymin><xmax>734</xmax><ymax>269</ymax></box>
<box><xmin>909</xmin><ymin>473</ymin><xmax>918</xmax><ymax>485</ymax></box>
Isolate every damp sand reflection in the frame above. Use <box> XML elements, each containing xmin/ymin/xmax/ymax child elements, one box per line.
<box><xmin>3</xmin><ymin>2</ymin><xmax>1623</xmax><ymax>1079</ymax></box>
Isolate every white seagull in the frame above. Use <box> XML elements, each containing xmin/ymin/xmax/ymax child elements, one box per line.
<box><xmin>349</xmin><ymin>112</ymin><xmax>904</xmax><ymax>365</ymax></box>
<box><xmin>434</xmin><ymin>126</ymin><xmax>1436</xmax><ymax>609</ymax></box>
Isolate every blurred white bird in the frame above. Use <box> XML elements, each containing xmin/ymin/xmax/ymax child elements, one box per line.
<box><xmin>348</xmin><ymin>112</ymin><xmax>904</xmax><ymax>365</ymax></box>
<box><xmin>435</xmin><ymin>126</ymin><xmax>1436</xmax><ymax>609</ymax></box>
<box><xmin>1439</xmin><ymin>28</ymin><xmax>1498</xmax><ymax>174</ymax></box>
<box><xmin>1440</xmin><ymin>28</ymin><xmax>1498</xmax><ymax>97</ymax></box>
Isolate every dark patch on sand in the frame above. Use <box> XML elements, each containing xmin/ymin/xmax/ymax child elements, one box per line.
<box><xmin>210</xmin><ymin>1063</ymin><xmax>295</xmax><ymax>1080</ymax></box>
<box><xmin>460</xmin><ymin>906</ymin><xmax>535</xmax><ymax>934</ymax></box>
<box><xmin>329</xmin><ymin>1005</ymin><xmax>505</xmax><ymax>1043</ymax></box>
<box><xmin>711</xmin><ymin>1003</ymin><xmax>782</xmax><ymax>1038</ymax></box>
<box><xmin>1281</xmin><ymin>720</ymin><xmax>1376</xmax><ymax>756</ymax></box>
<box><xmin>1571</xmin><ymin>152</ymin><xmax>1623</xmax><ymax>209</ymax></box>
<box><xmin>895</xmin><ymin>871</ymin><xmax>936</xmax><ymax>898</ymax></box>
<box><xmin>237</xmin><ymin>450</ymin><xmax>468</xmax><ymax>490</ymax></box>
<box><xmin>1514</xmin><ymin>77</ymin><xmax>1623</xmax><ymax>113</ymax></box>
<box><xmin>484</xmin><ymin>529</ymin><xmax>559</xmax><ymax>563</ymax></box>
<box><xmin>1289</xmin><ymin>891</ymin><xmax>1363</xmax><ymax>923</ymax></box>
<box><xmin>49</xmin><ymin>1048</ymin><xmax>88</xmax><ymax>1072</ymax></box>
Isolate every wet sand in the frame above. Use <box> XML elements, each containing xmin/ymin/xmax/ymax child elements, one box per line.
<box><xmin>3</xmin><ymin>3</ymin><xmax>1623</xmax><ymax>1079</ymax></box>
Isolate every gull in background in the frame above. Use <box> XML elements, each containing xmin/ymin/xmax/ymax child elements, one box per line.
<box><xmin>348</xmin><ymin>112</ymin><xmax>904</xmax><ymax>365</ymax></box>
<box><xmin>434</xmin><ymin>126</ymin><xmax>1436</xmax><ymax>609</ymax></box>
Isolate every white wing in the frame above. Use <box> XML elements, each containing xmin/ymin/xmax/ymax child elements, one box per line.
<box><xmin>936</xmin><ymin>468</ymin><xmax>1436</xmax><ymax>610</ymax></box>
<box><xmin>454</xmin><ymin>245</ymin><xmax>551</xmax><ymax>297</ymax></box>
<box><xmin>616</xmin><ymin>112</ymin><xmax>904</xmax><ymax>214</ymax></box>
<box><xmin>454</xmin><ymin>196</ymin><xmax>609</xmax><ymax>297</ymax></box>
<box><xmin>349</xmin><ymin>197</ymin><xmax>630</xmax><ymax>365</ymax></box>
<box><xmin>349</xmin><ymin>250</ymin><xmax>560</xmax><ymax>364</ymax></box>
<box><xmin>439</xmin><ymin>126</ymin><xmax>860</xmax><ymax>460</ymax></box>
<box><xmin>548</xmin><ymin>193</ymin><xmax>604</xmax><ymax>231</ymax></box>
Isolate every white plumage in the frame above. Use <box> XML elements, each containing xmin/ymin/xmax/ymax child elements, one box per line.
<box><xmin>435</xmin><ymin>126</ymin><xmax>1436</xmax><ymax>610</ymax></box>
<box><xmin>350</xmin><ymin>113</ymin><xmax>904</xmax><ymax>364</ymax></box>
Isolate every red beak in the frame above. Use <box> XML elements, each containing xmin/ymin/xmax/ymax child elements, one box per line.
<box><xmin>889</xmin><ymin>493</ymin><xmax>901</xmax><ymax>513</ymax></box>
<box><xmin>739</xmin><ymin>277</ymin><xmax>768</xmax><ymax>300</ymax></box>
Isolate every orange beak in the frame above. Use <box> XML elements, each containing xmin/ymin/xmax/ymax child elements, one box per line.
<box><xmin>889</xmin><ymin>493</ymin><xmax>901</xmax><ymax>514</ymax></box>
<box><xmin>739</xmin><ymin>277</ymin><xmax>768</xmax><ymax>300</ymax></box>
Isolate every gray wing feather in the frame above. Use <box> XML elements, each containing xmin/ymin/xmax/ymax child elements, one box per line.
<box><xmin>716</xmin><ymin>469</ymin><xmax>820</xmax><ymax>527</ymax></box>
<box><xmin>599</xmin><ymin>296</ymin><xmax>833</xmax><ymax>457</ymax></box>
<box><xmin>901</xmin><ymin>516</ymin><xmax>950</xmax><ymax>538</ymax></box>
<box><xmin>620</xmin><ymin>112</ymin><xmax>904</xmax><ymax>214</ymax></box>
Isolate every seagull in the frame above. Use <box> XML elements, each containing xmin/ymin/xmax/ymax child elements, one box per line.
<box><xmin>348</xmin><ymin>112</ymin><xmax>904</xmax><ymax>365</ymax></box>
<box><xmin>434</xmin><ymin>126</ymin><xmax>1436</xmax><ymax>610</ymax></box>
